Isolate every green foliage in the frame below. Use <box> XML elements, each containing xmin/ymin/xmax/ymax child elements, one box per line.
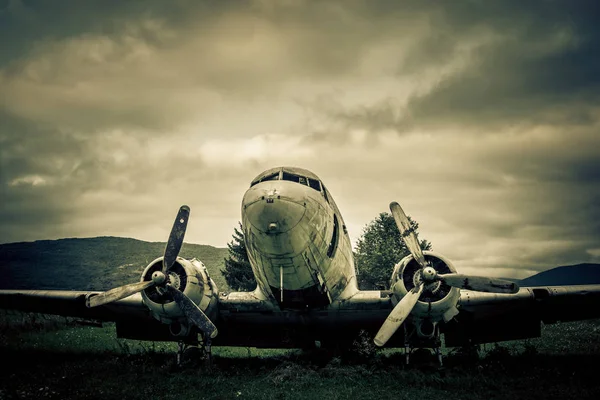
<box><xmin>354</xmin><ymin>212</ymin><xmax>431</xmax><ymax>290</ymax></box>
<box><xmin>221</xmin><ymin>223</ymin><xmax>257</xmax><ymax>292</ymax></box>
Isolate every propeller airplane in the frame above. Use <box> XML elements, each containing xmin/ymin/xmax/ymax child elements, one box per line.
<box><xmin>2</xmin><ymin>166</ymin><xmax>600</xmax><ymax>366</ymax></box>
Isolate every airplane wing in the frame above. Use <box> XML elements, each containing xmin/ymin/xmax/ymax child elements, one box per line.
<box><xmin>1</xmin><ymin>284</ymin><xmax>600</xmax><ymax>348</ymax></box>
<box><xmin>0</xmin><ymin>290</ymin><xmax>151</xmax><ymax>321</ymax></box>
<box><xmin>3</xmin><ymin>284</ymin><xmax>599</xmax><ymax>323</ymax></box>
<box><xmin>458</xmin><ymin>284</ymin><xmax>600</xmax><ymax>322</ymax></box>
<box><xmin>0</xmin><ymin>289</ymin><xmax>199</xmax><ymax>342</ymax></box>
<box><xmin>0</xmin><ymin>287</ymin><xmax>394</xmax><ymax>348</ymax></box>
<box><xmin>444</xmin><ymin>284</ymin><xmax>600</xmax><ymax>346</ymax></box>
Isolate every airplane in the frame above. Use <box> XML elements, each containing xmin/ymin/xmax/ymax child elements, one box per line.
<box><xmin>2</xmin><ymin>166</ymin><xmax>600</xmax><ymax>366</ymax></box>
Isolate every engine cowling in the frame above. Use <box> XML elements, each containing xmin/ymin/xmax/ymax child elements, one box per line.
<box><xmin>389</xmin><ymin>251</ymin><xmax>460</xmax><ymax>337</ymax></box>
<box><xmin>140</xmin><ymin>256</ymin><xmax>218</xmax><ymax>336</ymax></box>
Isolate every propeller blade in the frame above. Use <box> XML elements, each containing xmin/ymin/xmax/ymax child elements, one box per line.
<box><xmin>374</xmin><ymin>283</ymin><xmax>424</xmax><ymax>347</ymax></box>
<box><xmin>438</xmin><ymin>273</ymin><xmax>519</xmax><ymax>294</ymax></box>
<box><xmin>163</xmin><ymin>205</ymin><xmax>190</xmax><ymax>273</ymax></box>
<box><xmin>165</xmin><ymin>285</ymin><xmax>218</xmax><ymax>338</ymax></box>
<box><xmin>87</xmin><ymin>280</ymin><xmax>155</xmax><ymax>308</ymax></box>
<box><xmin>390</xmin><ymin>202</ymin><xmax>427</xmax><ymax>269</ymax></box>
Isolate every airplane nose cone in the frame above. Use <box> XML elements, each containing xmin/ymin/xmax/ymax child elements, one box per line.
<box><xmin>242</xmin><ymin>182</ymin><xmax>311</xmax><ymax>257</ymax></box>
<box><xmin>245</xmin><ymin>196</ymin><xmax>305</xmax><ymax>234</ymax></box>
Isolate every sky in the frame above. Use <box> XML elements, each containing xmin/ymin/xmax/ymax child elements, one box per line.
<box><xmin>1</xmin><ymin>0</ymin><xmax>599</xmax><ymax>279</ymax></box>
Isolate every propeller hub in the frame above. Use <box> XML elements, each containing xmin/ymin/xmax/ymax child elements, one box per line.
<box><xmin>152</xmin><ymin>271</ymin><xmax>167</xmax><ymax>285</ymax></box>
<box><xmin>422</xmin><ymin>266</ymin><xmax>437</xmax><ymax>282</ymax></box>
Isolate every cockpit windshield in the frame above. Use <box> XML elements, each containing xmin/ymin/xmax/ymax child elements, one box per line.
<box><xmin>282</xmin><ymin>172</ymin><xmax>321</xmax><ymax>192</ymax></box>
<box><xmin>250</xmin><ymin>172</ymin><xmax>279</xmax><ymax>187</ymax></box>
<box><xmin>261</xmin><ymin>172</ymin><xmax>279</xmax><ymax>183</ymax></box>
<box><xmin>250</xmin><ymin>170</ymin><xmax>322</xmax><ymax>193</ymax></box>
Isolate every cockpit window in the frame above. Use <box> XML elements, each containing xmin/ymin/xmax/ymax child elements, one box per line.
<box><xmin>322</xmin><ymin>184</ymin><xmax>329</xmax><ymax>202</ymax></box>
<box><xmin>261</xmin><ymin>172</ymin><xmax>279</xmax><ymax>182</ymax></box>
<box><xmin>327</xmin><ymin>215</ymin><xmax>339</xmax><ymax>258</ymax></box>
<box><xmin>282</xmin><ymin>172</ymin><xmax>301</xmax><ymax>183</ymax></box>
<box><xmin>282</xmin><ymin>172</ymin><xmax>321</xmax><ymax>193</ymax></box>
<box><xmin>308</xmin><ymin>178</ymin><xmax>321</xmax><ymax>192</ymax></box>
<box><xmin>250</xmin><ymin>172</ymin><xmax>280</xmax><ymax>187</ymax></box>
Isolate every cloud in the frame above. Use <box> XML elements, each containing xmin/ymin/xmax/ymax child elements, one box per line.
<box><xmin>0</xmin><ymin>0</ymin><xmax>599</xmax><ymax>279</ymax></box>
<box><xmin>199</xmin><ymin>134</ymin><xmax>312</xmax><ymax>168</ymax></box>
<box><xmin>0</xmin><ymin>1</ymin><xmax>452</xmax><ymax>133</ymax></box>
<box><xmin>337</xmin><ymin>2</ymin><xmax>600</xmax><ymax>133</ymax></box>
<box><xmin>0</xmin><ymin>17</ymin><xmax>219</xmax><ymax>131</ymax></box>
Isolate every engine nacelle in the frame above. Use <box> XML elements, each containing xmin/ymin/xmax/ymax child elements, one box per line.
<box><xmin>390</xmin><ymin>251</ymin><xmax>460</xmax><ymax>335</ymax></box>
<box><xmin>140</xmin><ymin>256</ymin><xmax>218</xmax><ymax>335</ymax></box>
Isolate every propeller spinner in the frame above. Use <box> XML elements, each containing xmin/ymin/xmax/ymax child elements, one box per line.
<box><xmin>374</xmin><ymin>202</ymin><xmax>519</xmax><ymax>347</ymax></box>
<box><xmin>86</xmin><ymin>205</ymin><xmax>218</xmax><ymax>339</ymax></box>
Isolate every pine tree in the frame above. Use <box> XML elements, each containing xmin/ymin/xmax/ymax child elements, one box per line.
<box><xmin>354</xmin><ymin>212</ymin><xmax>431</xmax><ymax>290</ymax></box>
<box><xmin>221</xmin><ymin>223</ymin><xmax>256</xmax><ymax>291</ymax></box>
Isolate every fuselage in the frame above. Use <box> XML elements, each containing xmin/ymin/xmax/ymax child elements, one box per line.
<box><xmin>241</xmin><ymin>167</ymin><xmax>358</xmax><ymax>310</ymax></box>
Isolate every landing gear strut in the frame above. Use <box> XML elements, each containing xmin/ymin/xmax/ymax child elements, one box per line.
<box><xmin>203</xmin><ymin>334</ymin><xmax>213</xmax><ymax>366</ymax></box>
<box><xmin>403</xmin><ymin>324</ymin><xmax>412</xmax><ymax>365</ymax></box>
<box><xmin>434</xmin><ymin>345</ymin><xmax>443</xmax><ymax>367</ymax></box>
<box><xmin>403</xmin><ymin>323</ymin><xmax>444</xmax><ymax>368</ymax></box>
<box><xmin>176</xmin><ymin>333</ymin><xmax>213</xmax><ymax>367</ymax></box>
<box><xmin>177</xmin><ymin>341</ymin><xmax>185</xmax><ymax>366</ymax></box>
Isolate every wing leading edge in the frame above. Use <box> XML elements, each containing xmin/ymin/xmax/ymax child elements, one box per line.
<box><xmin>0</xmin><ymin>290</ymin><xmax>151</xmax><ymax>322</ymax></box>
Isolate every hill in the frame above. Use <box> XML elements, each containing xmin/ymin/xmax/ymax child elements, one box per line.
<box><xmin>519</xmin><ymin>263</ymin><xmax>600</xmax><ymax>287</ymax></box>
<box><xmin>0</xmin><ymin>237</ymin><xmax>230</xmax><ymax>291</ymax></box>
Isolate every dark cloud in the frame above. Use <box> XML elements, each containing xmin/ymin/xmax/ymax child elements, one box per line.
<box><xmin>0</xmin><ymin>0</ymin><xmax>239</xmax><ymax>63</ymax></box>
<box><xmin>306</xmin><ymin>1</ymin><xmax>600</xmax><ymax>133</ymax></box>
<box><xmin>0</xmin><ymin>112</ymin><xmax>87</xmax><ymax>240</ymax></box>
<box><xmin>405</xmin><ymin>1</ymin><xmax>600</xmax><ymax>129</ymax></box>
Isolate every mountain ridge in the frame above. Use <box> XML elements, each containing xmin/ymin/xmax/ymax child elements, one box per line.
<box><xmin>0</xmin><ymin>236</ymin><xmax>230</xmax><ymax>291</ymax></box>
<box><xmin>518</xmin><ymin>263</ymin><xmax>600</xmax><ymax>287</ymax></box>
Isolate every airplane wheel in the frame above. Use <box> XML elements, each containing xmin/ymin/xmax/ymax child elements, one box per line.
<box><xmin>411</xmin><ymin>348</ymin><xmax>435</xmax><ymax>366</ymax></box>
<box><xmin>181</xmin><ymin>346</ymin><xmax>202</xmax><ymax>367</ymax></box>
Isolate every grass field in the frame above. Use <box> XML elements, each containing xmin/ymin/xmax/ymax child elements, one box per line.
<box><xmin>1</xmin><ymin>312</ymin><xmax>600</xmax><ymax>399</ymax></box>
